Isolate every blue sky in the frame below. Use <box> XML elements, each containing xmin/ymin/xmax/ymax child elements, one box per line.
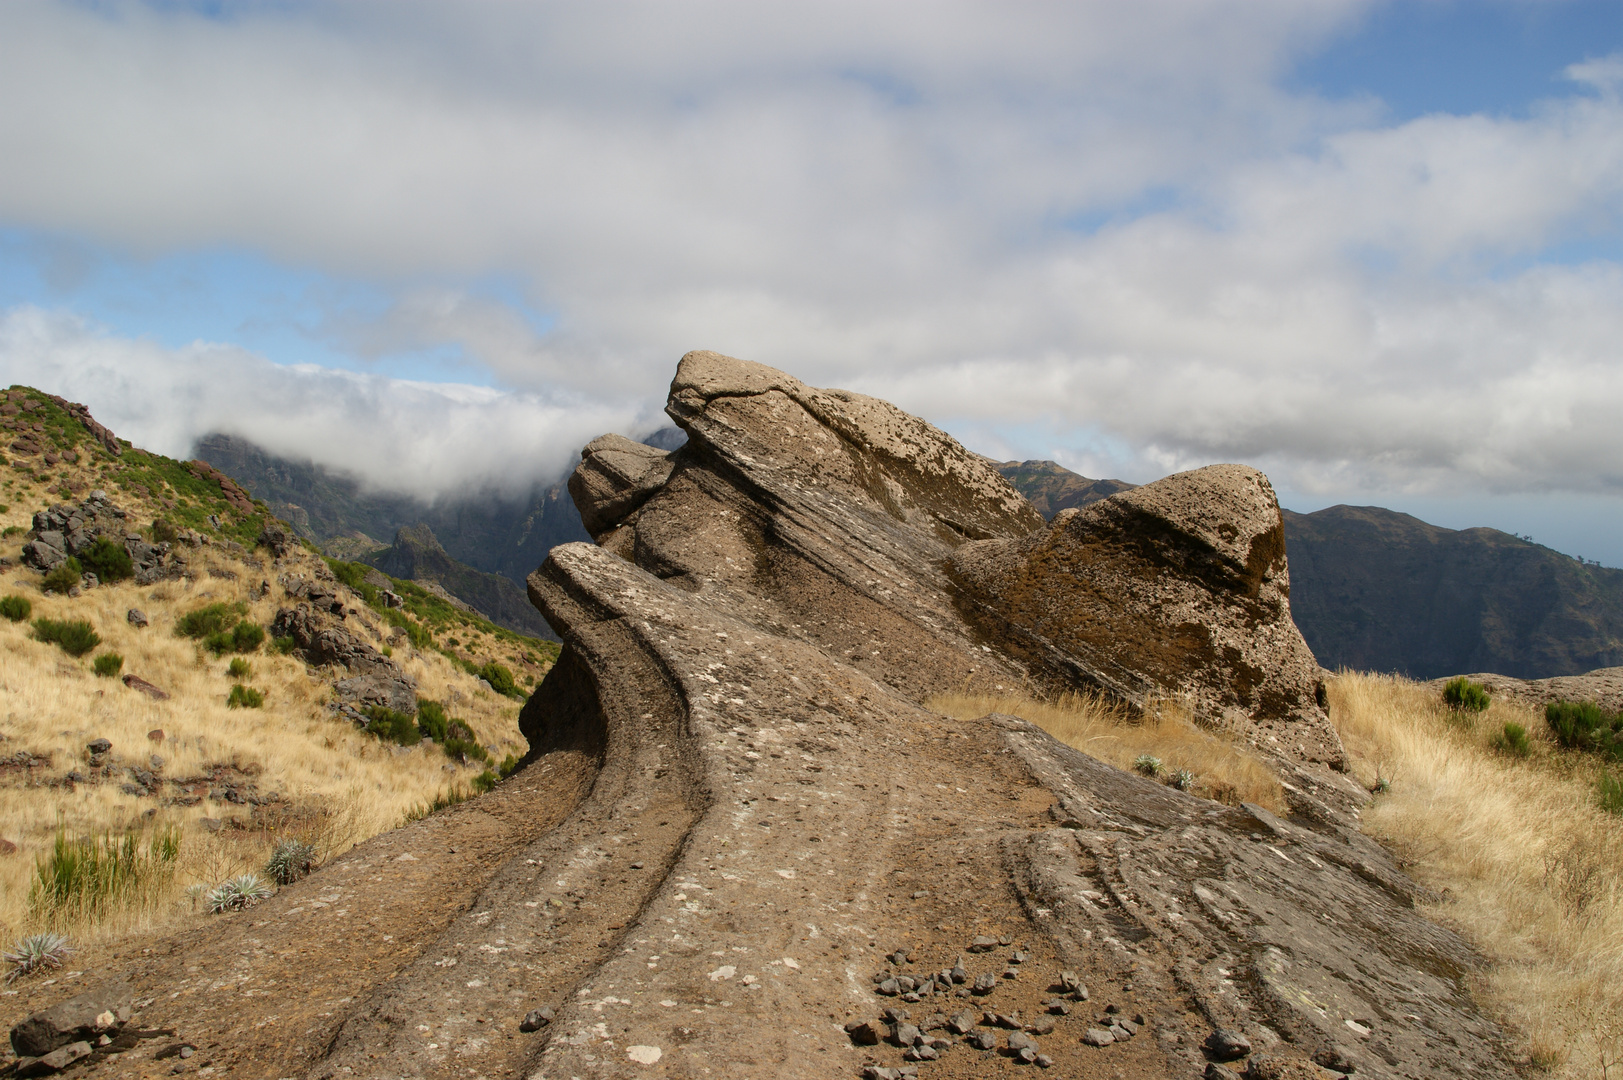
<box><xmin>3</xmin><ymin>1</ymin><xmax>1623</xmax><ymax>563</ymax></box>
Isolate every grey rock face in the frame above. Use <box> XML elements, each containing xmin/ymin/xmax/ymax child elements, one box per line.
<box><xmin>568</xmin><ymin>434</ymin><xmax>677</xmax><ymax>540</ymax></box>
<box><xmin>10</xmin><ymin>980</ymin><xmax>131</xmax><ymax>1057</ymax></box>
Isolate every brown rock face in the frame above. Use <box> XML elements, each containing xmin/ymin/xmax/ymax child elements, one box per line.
<box><xmin>3</xmin><ymin>353</ymin><xmax>1512</xmax><ymax>1080</ymax></box>
<box><xmin>950</xmin><ymin>463</ymin><xmax>1344</xmax><ymax>769</ymax></box>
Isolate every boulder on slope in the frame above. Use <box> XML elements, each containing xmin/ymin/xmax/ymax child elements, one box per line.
<box><xmin>949</xmin><ymin>463</ymin><xmax>1343</xmax><ymax>769</ymax></box>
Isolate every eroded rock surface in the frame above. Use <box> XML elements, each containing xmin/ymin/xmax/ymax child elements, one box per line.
<box><xmin>950</xmin><ymin>465</ymin><xmax>1344</xmax><ymax>770</ymax></box>
<box><xmin>5</xmin><ymin>353</ymin><xmax>1513</xmax><ymax>1080</ymax></box>
<box><xmin>1433</xmin><ymin>666</ymin><xmax>1623</xmax><ymax>715</ymax></box>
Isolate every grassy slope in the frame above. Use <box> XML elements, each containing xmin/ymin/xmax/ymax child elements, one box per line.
<box><xmin>0</xmin><ymin>386</ymin><xmax>558</xmax><ymax>945</ymax></box>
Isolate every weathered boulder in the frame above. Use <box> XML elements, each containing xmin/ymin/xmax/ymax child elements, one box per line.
<box><xmin>257</xmin><ymin>522</ymin><xmax>296</xmax><ymax>559</ymax></box>
<box><xmin>949</xmin><ymin>464</ymin><xmax>1344</xmax><ymax>769</ymax></box>
<box><xmin>272</xmin><ymin>605</ymin><xmax>416</xmax><ymax>712</ymax></box>
<box><xmin>20</xmin><ymin>491</ymin><xmax>177</xmax><ymax>583</ymax></box>
<box><xmin>568</xmin><ymin>433</ymin><xmax>677</xmax><ymax>540</ymax></box>
<box><xmin>10</xmin><ymin>979</ymin><xmax>131</xmax><ymax>1056</ymax></box>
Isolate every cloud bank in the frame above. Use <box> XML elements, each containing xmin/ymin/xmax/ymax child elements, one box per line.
<box><xmin>1</xmin><ymin>1</ymin><xmax>1622</xmax><ymax>500</ymax></box>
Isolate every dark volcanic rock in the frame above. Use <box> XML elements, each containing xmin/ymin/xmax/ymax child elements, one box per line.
<box><xmin>10</xmin><ymin>980</ymin><xmax>131</xmax><ymax>1056</ymax></box>
<box><xmin>271</xmin><ymin>605</ymin><xmax>416</xmax><ymax>712</ymax></box>
<box><xmin>949</xmin><ymin>465</ymin><xmax>1343</xmax><ymax>769</ymax></box>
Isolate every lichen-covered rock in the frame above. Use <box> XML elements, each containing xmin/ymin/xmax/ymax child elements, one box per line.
<box><xmin>949</xmin><ymin>464</ymin><xmax>1344</xmax><ymax>769</ymax></box>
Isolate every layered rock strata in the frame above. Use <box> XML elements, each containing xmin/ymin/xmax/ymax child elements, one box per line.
<box><xmin>4</xmin><ymin>353</ymin><xmax>1513</xmax><ymax>1080</ymax></box>
<box><xmin>950</xmin><ymin>465</ymin><xmax>1343</xmax><ymax>769</ymax></box>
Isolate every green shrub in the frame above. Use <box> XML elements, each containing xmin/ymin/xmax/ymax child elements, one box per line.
<box><xmin>151</xmin><ymin>518</ymin><xmax>178</xmax><ymax>545</ymax></box>
<box><xmin>1599</xmin><ymin>773</ymin><xmax>1623</xmax><ymax>816</ymax></box>
<box><xmin>227</xmin><ymin>657</ymin><xmax>251</xmax><ymax>679</ymax></box>
<box><xmin>498</xmin><ymin>753</ymin><xmax>522</xmax><ymax>778</ymax></box>
<box><xmin>272</xmin><ymin>635</ymin><xmax>297</xmax><ymax>655</ymax></box>
<box><xmin>4</xmin><ymin>932</ymin><xmax>71</xmax><ymax>984</ymax></box>
<box><xmin>324</xmin><ymin>559</ymin><xmax>378</xmax><ymax>604</ymax></box>
<box><xmin>32</xmin><ymin>618</ymin><xmax>100</xmax><ymax>657</ymax></box>
<box><xmin>1490</xmin><ymin>721</ymin><xmax>1531</xmax><ymax>758</ymax></box>
<box><xmin>41</xmin><ymin>558</ymin><xmax>82</xmax><ymax>595</ymax></box>
<box><xmin>416</xmin><ymin>700</ymin><xmax>449</xmax><ymax>743</ymax></box>
<box><xmin>202</xmin><ymin>619</ymin><xmax>264</xmax><ymax>657</ymax></box>
<box><xmin>1442</xmin><ymin>676</ymin><xmax>1491</xmax><ymax>712</ymax></box>
<box><xmin>1545</xmin><ymin>700</ymin><xmax>1623</xmax><ymax>758</ymax></box>
<box><xmin>176</xmin><ymin>601</ymin><xmax>246</xmax><ymax>640</ymax></box>
<box><xmin>29</xmin><ymin>827</ymin><xmax>180</xmax><ymax>927</ymax></box>
<box><xmin>443</xmin><ymin>736</ymin><xmax>491</xmax><ymax>766</ymax></box>
<box><xmin>471</xmin><ymin>769</ymin><xmax>499</xmax><ymax>794</ymax></box>
<box><xmin>363</xmin><ymin>705</ymin><xmax>420</xmax><ymax>746</ymax></box>
<box><xmin>227</xmin><ymin>684</ymin><xmax>264</xmax><ymax>709</ymax></box>
<box><xmin>92</xmin><ymin>653</ymin><xmax>123</xmax><ymax>678</ymax></box>
<box><xmin>477</xmin><ymin>661</ymin><xmax>520</xmax><ymax>698</ymax></box>
<box><xmin>0</xmin><ymin>595</ymin><xmax>30</xmax><ymax>622</ymax></box>
<box><xmin>78</xmin><ymin>536</ymin><xmax>132</xmax><ymax>583</ymax></box>
<box><xmin>264</xmin><ymin>839</ymin><xmax>316</xmax><ymax>886</ymax></box>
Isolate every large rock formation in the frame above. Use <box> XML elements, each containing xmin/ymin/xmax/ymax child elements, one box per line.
<box><xmin>2</xmin><ymin>353</ymin><xmax>1513</xmax><ymax>1080</ymax></box>
<box><xmin>951</xmin><ymin>465</ymin><xmax>1343</xmax><ymax>770</ymax></box>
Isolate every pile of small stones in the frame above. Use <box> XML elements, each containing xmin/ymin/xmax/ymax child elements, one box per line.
<box><xmin>850</xmin><ymin>935</ymin><xmax>1137</xmax><ymax>1071</ymax></box>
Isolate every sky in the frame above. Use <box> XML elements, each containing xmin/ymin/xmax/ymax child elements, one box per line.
<box><xmin>3</xmin><ymin>1</ymin><xmax>1623</xmax><ymax>562</ymax></box>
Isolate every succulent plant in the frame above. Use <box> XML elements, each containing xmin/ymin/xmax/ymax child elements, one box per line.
<box><xmin>264</xmin><ymin>839</ymin><xmax>317</xmax><ymax>886</ymax></box>
<box><xmin>1132</xmin><ymin>753</ymin><xmax>1164</xmax><ymax>778</ymax></box>
<box><xmin>1170</xmin><ymin>768</ymin><xmax>1196</xmax><ymax>791</ymax></box>
<box><xmin>206</xmin><ymin>873</ymin><xmax>273</xmax><ymax>914</ymax></box>
<box><xmin>4</xmin><ymin>932</ymin><xmax>71</xmax><ymax>983</ymax></box>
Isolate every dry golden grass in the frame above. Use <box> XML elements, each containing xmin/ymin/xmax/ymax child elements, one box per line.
<box><xmin>0</xmin><ymin>526</ymin><xmax>529</xmax><ymax>945</ymax></box>
<box><xmin>926</xmin><ymin>688</ymin><xmax>1285</xmax><ymax>812</ymax></box>
<box><xmin>1330</xmin><ymin>671</ymin><xmax>1623</xmax><ymax>1077</ymax></box>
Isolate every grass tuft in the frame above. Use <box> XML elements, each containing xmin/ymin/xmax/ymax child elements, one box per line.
<box><xmin>29</xmin><ymin>826</ymin><xmax>181</xmax><ymax>929</ymax></box>
<box><xmin>92</xmin><ymin>652</ymin><xmax>124</xmax><ymax>678</ymax></box>
<box><xmin>226</xmin><ymin>684</ymin><xmax>264</xmax><ymax>709</ymax></box>
<box><xmin>1442</xmin><ymin>675</ymin><xmax>1491</xmax><ymax>712</ymax></box>
<box><xmin>0</xmin><ymin>595</ymin><xmax>30</xmax><ymax>622</ymax></box>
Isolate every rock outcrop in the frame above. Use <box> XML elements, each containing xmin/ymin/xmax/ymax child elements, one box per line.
<box><xmin>272</xmin><ymin>579</ymin><xmax>418</xmax><ymax>714</ymax></box>
<box><xmin>22</xmin><ymin>491</ymin><xmax>178</xmax><ymax>584</ymax></box>
<box><xmin>1431</xmin><ymin>665</ymin><xmax>1623</xmax><ymax>715</ymax></box>
<box><xmin>950</xmin><ymin>465</ymin><xmax>1343</xmax><ymax>770</ymax></box>
<box><xmin>4</xmin><ymin>353</ymin><xmax>1513</xmax><ymax>1080</ymax></box>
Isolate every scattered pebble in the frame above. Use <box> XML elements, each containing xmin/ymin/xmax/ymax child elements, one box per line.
<box><xmin>971</xmin><ymin>973</ymin><xmax>997</xmax><ymax>995</ymax></box>
<box><xmin>519</xmin><ymin>1007</ymin><xmax>554</xmax><ymax>1032</ymax></box>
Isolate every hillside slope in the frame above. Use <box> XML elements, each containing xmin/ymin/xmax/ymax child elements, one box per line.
<box><xmin>1282</xmin><ymin>504</ymin><xmax>1623</xmax><ymax>679</ymax></box>
<box><xmin>0</xmin><ymin>385</ymin><xmax>555</xmax><ymax>948</ymax></box>
<box><xmin>365</xmin><ymin>523</ymin><xmax>556</xmax><ymax>640</ymax></box>
<box><xmin>995</xmin><ymin>460</ymin><xmax>1623</xmax><ymax>679</ymax></box>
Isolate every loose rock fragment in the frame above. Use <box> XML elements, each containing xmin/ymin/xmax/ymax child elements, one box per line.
<box><xmin>968</xmin><ymin>1030</ymin><xmax>998</xmax><ymax>1051</ymax></box>
<box><xmin>891</xmin><ymin>1023</ymin><xmax>921</xmax><ymax>1048</ymax></box>
<box><xmin>947</xmin><ymin>1011</ymin><xmax>977</xmax><ymax>1035</ymax></box>
<box><xmin>972</xmin><ymin>973</ymin><xmax>997</xmax><ymax>995</ymax></box>
<box><xmin>519</xmin><ymin>1007</ymin><xmax>554</xmax><ymax>1032</ymax></box>
<box><xmin>1204</xmin><ymin>1029</ymin><xmax>1251</xmax><ymax>1061</ymax></box>
<box><xmin>1082</xmin><ymin>1027</ymin><xmax>1116</xmax><ymax>1047</ymax></box>
<box><xmin>844</xmin><ymin>1020</ymin><xmax>882</xmax><ymax>1046</ymax></box>
<box><xmin>1007</xmin><ymin>1031</ymin><xmax>1038</xmax><ymax>1053</ymax></box>
<box><xmin>969</xmin><ymin>935</ymin><xmax>999</xmax><ymax>953</ymax></box>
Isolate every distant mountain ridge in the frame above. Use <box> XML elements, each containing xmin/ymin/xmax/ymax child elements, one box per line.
<box><xmin>193</xmin><ymin>433</ymin><xmax>591</xmax><ymax>587</ymax></box>
<box><xmin>365</xmin><ymin>524</ymin><xmax>554</xmax><ymax>640</ymax></box>
<box><xmin>994</xmin><ymin>459</ymin><xmax>1623</xmax><ymax>680</ymax></box>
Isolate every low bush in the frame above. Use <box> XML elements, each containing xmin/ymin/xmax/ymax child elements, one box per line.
<box><xmin>1442</xmin><ymin>676</ymin><xmax>1491</xmax><ymax>712</ymax></box>
<box><xmin>272</xmin><ymin>635</ymin><xmax>297</xmax><ymax>655</ymax></box>
<box><xmin>1490</xmin><ymin>721</ymin><xmax>1531</xmax><ymax>757</ymax></box>
<box><xmin>78</xmin><ymin>536</ymin><xmax>132</xmax><ymax>583</ymax></box>
<box><xmin>478</xmin><ymin>660</ymin><xmax>521</xmax><ymax>698</ymax></box>
<box><xmin>264</xmin><ymin>839</ymin><xmax>316</xmax><ymax>886</ymax></box>
<box><xmin>227</xmin><ymin>684</ymin><xmax>264</xmax><ymax>709</ymax></box>
<box><xmin>472</xmin><ymin>769</ymin><xmax>499</xmax><ymax>794</ymax></box>
<box><xmin>1545</xmin><ymin>700</ymin><xmax>1623</xmax><ymax>759</ymax></box>
<box><xmin>416</xmin><ymin>700</ymin><xmax>450</xmax><ymax>743</ymax></box>
<box><xmin>32</xmin><ymin>618</ymin><xmax>100</xmax><ymax>657</ymax></box>
<box><xmin>227</xmin><ymin>657</ymin><xmax>252</xmax><ymax>679</ymax></box>
<box><xmin>92</xmin><ymin>652</ymin><xmax>123</xmax><ymax>678</ymax></box>
<box><xmin>41</xmin><ymin>558</ymin><xmax>82</xmax><ymax>595</ymax></box>
<box><xmin>363</xmin><ymin>705</ymin><xmax>420</xmax><ymax>746</ymax></box>
<box><xmin>498</xmin><ymin>753</ymin><xmax>522</xmax><ymax>778</ymax></box>
<box><xmin>151</xmin><ymin>518</ymin><xmax>178</xmax><ymax>545</ymax></box>
<box><xmin>203</xmin><ymin>620</ymin><xmax>264</xmax><ymax>656</ymax></box>
<box><xmin>1599</xmin><ymin>773</ymin><xmax>1623</xmax><ymax>816</ymax></box>
<box><xmin>443</xmin><ymin>736</ymin><xmax>491</xmax><ymax>766</ymax></box>
<box><xmin>4</xmin><ymin>933</ymin><xmax>72</xmax><ymax>983</ymax></box>
<box><xmin>0</xmin><ymin>595</ymin><xmax>30</xmax><ymax>622</ymax></box>
<box><xmin>207</xmin><ymin>873</ymin><xmax>272</xmax><ymax>914</ymax></box>
<box><xmin>176</xmin><ymin>601</ymin><xmax>246</xmax><ymax>640</ymax></box>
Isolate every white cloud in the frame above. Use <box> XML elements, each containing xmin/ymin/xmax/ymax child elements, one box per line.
<box><xmin>0</xmin><ymin>2</ymin><xmax>1621</xmax><ymax>501</ymax></box>
<box><xmin>0</xmin><ymin>306</ymin><xmax>643</xmax><ymax>501</ymax></box>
